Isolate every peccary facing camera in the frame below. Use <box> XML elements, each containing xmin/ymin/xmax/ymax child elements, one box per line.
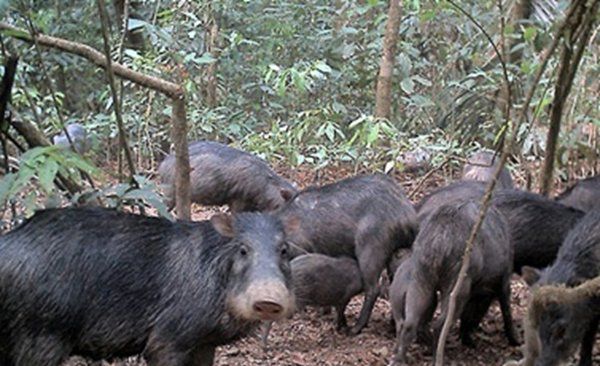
<box><xmin>0</xmin><ymin>207</ymin><xmax>295</xmax><ymax>365</ymax></box>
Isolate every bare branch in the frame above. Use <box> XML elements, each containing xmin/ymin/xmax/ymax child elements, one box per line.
<box><xmin>0</xmin><ymin>22</ymin><xmax>183</xmax><ymax>98</ymax></box>
<box><xmin>96</xmin><ymin>0</ymin><xmax>137</xmax><ymax>181</ymax></box>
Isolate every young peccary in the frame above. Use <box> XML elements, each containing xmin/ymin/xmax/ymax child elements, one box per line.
<box><xmin>261</xmin><ymin>254</ymin><xmax>363</xmax><ymax>345</ymax></box>
<box><xmin>277</xmin><ymin>174</ymin><xmax>418</xmax><ymax>335</ymax></box>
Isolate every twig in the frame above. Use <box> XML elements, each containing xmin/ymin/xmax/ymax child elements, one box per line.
<box><xmin>96</xmin><ymin>0</ymin><xmax>137</xmax><ymax>183</ymax></box>
<box><xmin>407</xmin><ymin>156</ymin><xmax>452</xmax><ymax>200</ymax></box>
<box><xmin>435</xmin><ymin>0</ymin><xmax>515</xmax><ymax>363</ymax></box>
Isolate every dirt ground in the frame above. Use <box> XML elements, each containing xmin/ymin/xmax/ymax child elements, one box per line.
<box><xmin>34</xmin><ymin>164</ymin><xmax>600</xmax><ymax>365</ymax></box>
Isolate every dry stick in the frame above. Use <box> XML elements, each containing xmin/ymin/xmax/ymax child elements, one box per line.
<box><xmin>434</xmin><ymin>1</ymin><xmax>513</xmax><ymax>364</ymax></box>
<box><xmin>116</xmin><ymin>0</ymin><xmax>130</xmax><ymax>181</ymax></box>
<box><xmin>407</xmin><ymin>156</ymin><xmax>451</xmax><ymax>201</ymax></box>
<box><xmin>97</xmin><ymin>0</ymin><xmax>137</xmax><ymax>183</ymax></box>
<box><xmin>0</xmin><ymin>22</ymin><xmax>191</xmax><ymax>219</ymax></box>
<box><xmin>539</xmin><ymin>0</ymin><xmax>596</xmax><ymax>195</ymax></box>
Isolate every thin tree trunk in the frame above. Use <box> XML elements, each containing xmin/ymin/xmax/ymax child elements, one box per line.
<box><xmin>206</xmin><ymin>19</ymin><xmax>219</xmax><ymax>108</ymax></box>
<box><xmin>172</xmin><ymin>96</ymin><xmax>191</xmax><ymax>220</ymax></box>
<box><xmin>507</xmin><ymin>0</ymin><xmax>533</xmax><ymax>65</ymax></box>
<box><xmin>97</xmin><ymin>0</ymin><xmax>137</xmax><ymax>182</ymax></box>
<box><xmin>55</xmin><ymin>65</ymin><xmax>71</xmax><ymax>110</ymax></box>
<box><xmin>374</xmin><ymin>0</ymin><xmax>401</xmax><ymax>120</ymax></box>
<box><xmin>497</xmin><ymin>0</ymin><xmax>533</xmax><ymax>111</ymax></box>
<box><xmin>539</xmin><ymin>0</ymin><xmax>599</xmax><ymax>196</ymax></box>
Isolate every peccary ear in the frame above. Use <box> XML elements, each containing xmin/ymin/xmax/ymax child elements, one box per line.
<box><xmin>211</xmin><ymin>214</ymin><xmax>235</xmax><ymax>238</ymax></box>
<box><xmin>521</xmin><ymin>266</ymin><xmax>541</xmax><ymax>286</ymax></box>
<box><xmin>280</xmin><ymin>188</ymin><xmax>295</xmax><ymax>202</ymax></box>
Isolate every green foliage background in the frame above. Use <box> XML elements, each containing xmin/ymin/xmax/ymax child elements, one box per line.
<box><xmin>0</xmin><ymin>0</ymin><xmax>598</xmax><ymax>217</ymax></box>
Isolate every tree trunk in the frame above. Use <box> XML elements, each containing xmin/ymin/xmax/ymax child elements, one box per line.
<box><xmin>172</xmin><ymin>96</ymin><xmax>191</xmax><ymax>220</ymax></box>
<box><xmin>374</xmin><ymin>0</ymin><xmax>401</xmax><ymax>120</ymax></box>
<box><xmin>98</xmin><ymin>0</ymin><xmax>137</xmax><ymax>182</ymax></box>
<box><xmin>205</xmin><ymin>19</ymin><xmax>219</xmax><ymax>108</ymax></box>
<box><xmin>496</xmin><ymin>0</ymin><xmax>532</xmax><ymax>115</ymax></box>
<box><xmin>507</xmin><ymin>0</ymin><xmax>533</xmax><ymax>66</ymax></box>
<box><xmin>539</xmin><ymin>0</ymin><xmax>599</xmax><ymax>196</ymax></box>
<box><xmin>55</xmin><ymin>65</ymin><xmax>71</xmax><ymax>111</ymax></box>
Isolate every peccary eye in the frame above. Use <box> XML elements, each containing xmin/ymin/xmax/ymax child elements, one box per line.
<box><xmin>280</xmin><ymin>246</ymin><xmax>288</xmax><ymax>256</ymax></box>
<box><xmin>552</xmin><ymin>325</ymin><xmax>566</xmax><ymax>341</ymax></box>
<box><xmin>239</xmin><ymin>246</ymin><xmax>248</xmax><ymax>256</ymax></box>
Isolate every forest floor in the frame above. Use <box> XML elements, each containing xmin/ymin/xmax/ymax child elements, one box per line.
<box><xmin>50</xmin><ymin>164</ymin><xmax>600</xmax><ymax>365</ymax></box>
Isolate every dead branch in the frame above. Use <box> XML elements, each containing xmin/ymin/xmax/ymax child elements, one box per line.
<box><xmin>97</xmin><ymin>0</ymin><xmax>137</xmax><ymax>182</ymax></box>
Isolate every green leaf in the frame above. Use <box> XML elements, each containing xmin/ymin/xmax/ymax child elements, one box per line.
<box><xmin>397</xmin><ymin>53</ymin><xmax>412</xmax><ymax>77</ymax></box>
<box><xmin>314</xmin><ymin>61</ymin><xmax>332</xmax><ymax>74</ymax></box>
<box><xmin>123</xmin><ymin>49</ymin><xmax>140</xmax><ymax>59</ymax></box>
<box><xmin>0</xmin><ymin>173</ymin><xmax>17</xmax><ymax>207</ymax></box>
<box><xmin>412</xmin><ymin>75</ymin><xmax>432</xmax><ymax>87</ymax></box>
<box><xmin>367</xmin><ymin>124</ymin><xmax>380</xmax><ymax>145</ymax></box>
<box><xmin>420</xmin><ymin>9</ymin><xmax>436</xmax><ymax>22</ymax></box>
<box><xmin>0</xmin><ymin>27</ymin><xmax>30</xmax><ymax>40</ymax></box>
<box><xmin>38</xmin><ymin>159</ymin><xmax>59</xmax><ymax>194</ymax></box>
<box><xmin>400</xmin><ymin>78</ymin><xmax>415</xmax><ymax>94</ymax></box>
<box><xmin>410</xmin><ymin>94</ymin><xmax>434</xmax><ymax>107</ymax></box>
<box><xmin>523</xmin><ymin>27</ymin><xmax>537</xmax><ymax>42</ymax></box>
<box><xmin>127</xmin><ymin>18</ymin><xmax>147</xmax><ymax>31</ymax></box>
<box><xmin>9</xmin><ymin>166</ymin><xmax>36</xmax><ymax>197</ymax></box>
<box><xmin>193</xmin><ymin>52</ymin><xmax>217</xmax><ymax>65</ymax></box>
<box><xmin>24</xmin><ymin>191</ymin><xmax>37</xmax><ymax>216</ymax></box>
<box><xmin>291</xmin><ymin>69</ymin><xmax>306</xmax><ymax>92</ymax></box>
<box><xmin>332</xmin><ymin>101</ymin><xmax>347</xmax><ymax>114</ymax></box>
<box><xmin>349</xmin><ymin>116</ymin><xmax>367</xmax><ymax>129</ymax></box>
<box><xmin>276</xmin><ymin>72</ymin><xmax>288</xmax><ymax>97</ymax></box>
